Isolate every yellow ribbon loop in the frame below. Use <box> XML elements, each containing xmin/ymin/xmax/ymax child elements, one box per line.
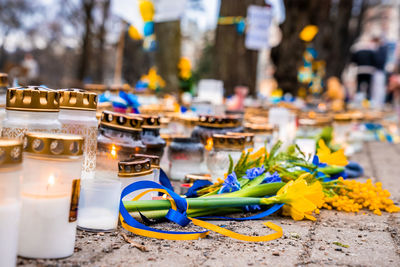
<box><xmin>120</xmin><ymin>188</ymin><xmax>283</xmax><ymax>242</ymax></box>
<box><xmin>189</xmin><ymin>218</ymin><xmax>283</xmax><ymax>242</ymax></box>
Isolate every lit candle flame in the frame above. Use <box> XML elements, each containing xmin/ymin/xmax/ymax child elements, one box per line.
<box><xmin>110</xmin><ymin>144</ymin><xmax>117</xmax><ymax>159</ymax></box>
<box><xmin>205</xmin><ymin>138</ymin><xmax>213</xmax><ymax>151</ymax></box>
<box><xmin>47</xmin><ymin>175</ymin><xmax>55</xmax><ymax>189</ymax></box>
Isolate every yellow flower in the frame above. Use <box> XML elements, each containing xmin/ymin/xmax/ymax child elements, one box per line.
<box><xmin>142</xmin><ymin>67</ymin><xmax>165</xmax><ymax>90</ymax></box>
<box><xmin>317</xmin><ymin>139</ymin><xmax>348</xmax><ymax>166</ymax></box>
<box><xmin>178</xmin><ymin>57</ymin><xmax>192</xmax><ymax>80</ymax></box>
<box><xmin>270</xmin><ymin>173</ymin><xmax>324</xmax><ymax>221</ymax></box>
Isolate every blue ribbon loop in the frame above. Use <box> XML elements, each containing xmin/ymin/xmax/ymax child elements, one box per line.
<box><xmin>119</xmin><ymin>181</ymin><xmax>207</xmax><ymax>235</ymax></box>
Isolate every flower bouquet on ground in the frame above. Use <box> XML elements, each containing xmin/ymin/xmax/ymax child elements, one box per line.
<box><xmin>120</xmin><ymin>140</ymin><xmax>399</xmax><ymax>241</ymax></box>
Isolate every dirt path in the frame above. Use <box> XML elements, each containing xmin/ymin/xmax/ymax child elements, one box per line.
<box><xmin>18</xmin><ymin>142</ymin><xmax>400</xmax><ymax>267</ymax></box>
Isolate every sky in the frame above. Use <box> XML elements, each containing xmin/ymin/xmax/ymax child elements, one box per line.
<box><xmin>1</xmin><ymin>0</ymin><xmax>220</xmax><ymax>52</ymax></box>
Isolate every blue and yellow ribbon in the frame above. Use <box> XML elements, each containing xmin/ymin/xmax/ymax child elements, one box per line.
<box><xmin>119</xmin><ymin>181</ymin><xmax>283</xmax><ymax>242</ymax></box>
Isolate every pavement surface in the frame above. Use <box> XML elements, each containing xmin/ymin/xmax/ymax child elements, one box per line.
<box><xmin>18</xmin><ymin>142</ymin><xmax>400</xmax><ymax>267</ymax></box>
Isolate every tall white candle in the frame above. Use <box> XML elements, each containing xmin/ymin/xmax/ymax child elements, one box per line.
<box><xmin>0</xmin><ymin>200</ymin><xmax>21</xmax><ymax>267</ymax></box>
<box><xmin>18</xmin><ymin>192</ymin><xmax>76</xmax><ymax>259</ymax></box>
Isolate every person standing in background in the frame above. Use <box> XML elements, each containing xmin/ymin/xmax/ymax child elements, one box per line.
<box><xmin>371</xmin><ymin>37</ymin><xmax>388</xmax><ymax>110</ymax></box>
<box><xmin>351</xmin><ymin>36</ymin><xmax>377</xmax><ymax>101</ymax></box>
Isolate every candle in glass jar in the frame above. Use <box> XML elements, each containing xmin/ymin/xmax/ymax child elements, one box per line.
<box><xmin>18</xmin><ymin>132</ymin><xmax>83</xmax><ymax>259</ymax></box>
<box><xmin>118</xmin><ymin>158</ymin><xmax>154</xmax><ymax>201</ymax></box>
<box><xmin>0</xmin><ymin>138</ymin><xmax>23</xmax><ymax>267</ymax></box>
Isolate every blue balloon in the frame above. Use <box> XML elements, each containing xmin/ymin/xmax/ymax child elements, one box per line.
<box><xmin>143</xmin><ymin>21</ymin><xmax>154</xmax><ymax>36</ymax></box>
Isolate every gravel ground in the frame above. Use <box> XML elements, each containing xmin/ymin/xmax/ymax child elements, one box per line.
<box><xmin>18</xmin><ymin>142</ymin><xmax>400</xmax><ymax>267</ymax></box>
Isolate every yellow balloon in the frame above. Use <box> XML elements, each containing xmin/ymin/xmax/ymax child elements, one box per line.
<box><xmin>299</xmin><ymin>25</ymin><xmax>319</xmax><ymax>42</ymax></box>
<box><xmin>128</xmin><ymin>25</ymin><xmax>142</xmax><ymax>40</ymax></box>
<box><xmin>139</xmin><ymin>0</ymin><xmax>155</xmax><ymax>22</ymax></box>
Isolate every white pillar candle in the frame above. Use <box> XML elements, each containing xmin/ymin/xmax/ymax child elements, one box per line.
<box><xmin>18</xmin><ymin>132</ymin><xmax>83</xmax><ymax>259</ymax></box>
<box><xmin>0</xmin><ymin>138</ymin><xmax>23</xmax><ymax>267</ymax></box>
<box><xmin>0</xmin><ymin>201</ymin><xmax>21</xmax><ymax>267</ymax></box>
<box><xmin>295</xmin><ymin>138</ymin><xmax>316</xmax><ymax>160</ymax></box>
<box><xmin>18</xmin><ymin>192</ymin><xmax>75</xmax><ymax>259</ymax></box>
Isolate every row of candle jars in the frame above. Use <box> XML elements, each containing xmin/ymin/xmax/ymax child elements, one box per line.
<box><xmin>0</xmin><ymin>132</ymin><xmax>84</xmax><ymax>265</ymax></box>
<box><xmin>0</xmin><ymin>86</ymin><xmax>99</xmax><ymax>180</ymax></box>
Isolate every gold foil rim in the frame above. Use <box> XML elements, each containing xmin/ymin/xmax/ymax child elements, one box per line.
<box><xmin>0</xmin><ymin>73</ymin><xmax>8</xmax><ymax>87</ymax></box>
<box><xmin>184</xmin><ymin>174</ymin><xmax>212</xmax><ymax>183</ymax></box>
<box><xmin>212</xmin><ymin>134</ymin><xmax>245</xmax><ymax>150</ymax></box>
<box><xmin>118</xmin><ymin>158</ymin><xmax>153</xmax><ymax>177</ymax></box>
<box><xmin>244</xmin><ymin>123</ymin><xmax>275</xmax><ymax>133</ymax></box>
<box><xmin>6</xmin><ymin>86</ymin><xmax>60</xmax><ymax>112</ymax></box>
<box><xmin>24</xmin><ymin>132</ymin><xmax>84</xmax><ymax>156</ymax></box>
<box><xmin>100</xmin><ymin>111</ymin><xmax>143</xmax><ymax>132</ymax></box>
<box><xmin>226</xmin><ymin>132</ymin><xmax>254</xmax><ymax>146</ymax></box>
<box><xmin>0</xmin><ymin>138</ymin><xmax>23</xmax><ymax>166</ymax></box>
<box><xmin>59</xmin><ymin>89</ymin><xmax>98</xmax><ymax>110</ymax></box>
<box><xmin>131</xmin><ymin>153</ymin><xmax>160</xmax><ymax>168</ymax></box>
<box><xmin>198</xmin><ymin>115</ymin><xmax>241</xmax><ymax>128</ymax></box>
<box><xmin>83</xmin><ymin>83</ymin><xmax>107</xmax><ymax>92</ymax></box>
<box><xmin>137</xmin><ymin>114</ymin><xmax>161</xmax><ymax>128</ymax></box>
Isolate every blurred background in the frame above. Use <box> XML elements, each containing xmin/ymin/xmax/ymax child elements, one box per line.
<box><xmin>0</xmin><ymin>0</ymin><xmax>399</xmax><ymax>102</ymax></box>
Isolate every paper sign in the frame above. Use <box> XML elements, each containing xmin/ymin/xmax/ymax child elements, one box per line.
<box><xmin>153</xmin><ymin>0</ymin><xmax>187</xmax><ymax>22</ymax></box>
<box><xmin>245</xmin><ymin>5</ymin><xmax>272</xmax><ymax>50</ymax></box>
<box><xmin>111</xmin><ymin>0</ymin><xmax>144</xmax><ymax>34</ymax></box>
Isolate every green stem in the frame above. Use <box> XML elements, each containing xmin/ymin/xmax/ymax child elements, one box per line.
<box><xmin>124</xmin><ymin>197</ymin><xmax>265</xmax><ymax>212</ymax></box>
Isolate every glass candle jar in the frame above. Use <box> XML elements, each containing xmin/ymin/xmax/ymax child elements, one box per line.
<box><xmin>226</xmin><ymin>132</ymin><xmax>254</xmax><ymax>150</ymax></box>
<box><xmin>96</xmin><ymin>111</ymin><xmax>145</xmax><ymax>180</ymax></box>
<box><xmin>18</xmin><ymin>132</ymin><xmax>83</xmax><ymax>259</ymax></box>
<box><xmin>0</xmin><ymin>73</ymin><xmax>9</xmax><ymax>135</ymax></box>
<box><xmin>59</xmin><ymin>89</ymin><xmax>98</xmax><ymax>179</ymax></box>
<box><xmin>0</xmin><ymin>138</ymin><xmax>23</xmax><ymax>267</ymax></box>
<box><xmin>333</xmin><ymin>113</ymin><xmax>352</xmax><ymax>146</ymax></box>
<box><xmin>77</xmin><ymin>178</ymin><xmax>121</xmax><ymax>232</ymax></box>
<box><xmin>118</xmin><ymin>158</ymin><xmax>154</xmax><ymax>201</ymax></box>
<box><xmin>2</xmin><ymin>86</ymin><xmax>61</xmax><ymax>140</ymax></box>
<box><xmin>191</xmin><ymin>115</ymin><xmax>244</xmax><ymax>145</ymax></box>
<box><xmin>168</xmin><ymin>137</ymin><xmax>205</xmax><ymax>181</ymax></box>
<box><xmin>206</xmin><ymin>134</ymin><xmax>245</xmax><ymax>182</ymax></box>
<box><xmin>131</xmin><ymin>153</ymin><xmax>161</xmax><ymax>184</ymax></box>
<box><xmin>244</xmin><ymin>123</ymin><xmax>277</xmax><ymax>151</ymax></box>
<box><xmin>295</xmin><ymin>138</ymin><xmax>316</xmax><ymax>160</ymax></box>
<box><xmin>138</xmin><ymin>115</ymin><xmax>166</xmax><ymax>158</ymax></box>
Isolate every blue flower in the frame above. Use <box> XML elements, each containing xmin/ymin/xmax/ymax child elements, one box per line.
<box><xmin>312</xmin><ymin>155</ymin><xmax>327</xmax><ymax>168</ymax></box>
<box><xmin>218</xmin><ymin>172</ymin><xmax>241</xmax><ymax>194</ymax></box>
<box><xmin>243</xmin><ymin>165</ymin><xmax>265</xmax><ymax>180</ymax></box>
<box><xmin>261</xmin><ymin>172</ymin><xmax>282</xmax><ymax>184</ymax></box>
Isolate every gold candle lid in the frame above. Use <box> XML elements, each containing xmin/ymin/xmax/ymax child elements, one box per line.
<box><xmin>6</xmin><ymin>86</ymin><xmax>60</xmax><ymax>112</ymax></box>
<box><xmin>0</xmin><ymin>73</ymin><xmax>8</xmax><ymax>87</ymax></box>
<box><xmin>0</xmin><ymin>139</ymin><xmax>23</xmax><ymax>166</ymax></box>
<box><xmin>226</xmin><ymin>132</ymin><xmax>254</xmax><ymax>147</ymax></box>
<box><xmin>100</xmin><ymin>111</ymin><xmax>143</xmax><ymax>132</ymax></box>
<box><xmin>59</xmin><ymin>89</ymin><xmax>97</xmax><ymax>111</ymax></box>
<box><xmin>244</xmin><ymin>123</ymin><xmax>275</xmax><ymax>134</ymax></box>
<box><xmin>184</xmin><ymin>174</ymin><xmax>212</xmax><ymax>183</ymax></box>
<box><xmin>131</xmin><ymin>153</ymin><xmax>160</xmax><ymax>168</ymax></box>
<box><xmin>83</xmin><ymin>84</ymin><xmax>107</xmax><ymax>93</ymax></box>
<box><xmin>212</xmin><ymin>134</ymin><xmax>245</xmax><ymax>151</ymax></box>
<box><xmin>198</xmin><ymin>115</ymin><xmax>241</xmax><ymax>128</ymax></box>
<box><xmin>24</xmin><ymin>132</ymin><xmax>84</xmax><ymax>156</ymax></box>
<box><xmin>333</xmin><ymin>113</ymin><xmax>352</xmax><ymax>122</ymax></box>
<box><xmin>118</xmin><ymin>158</ymin><xmax>153</xmax><ymax>177</ymax></box>
<box><xmin>138</xmin><ymin>115</ymin><xmax>161</xmax><ymax>129</ymax></box>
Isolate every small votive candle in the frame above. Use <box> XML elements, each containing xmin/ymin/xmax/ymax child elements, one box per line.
<box><xmin>0</xmin><ymin>138</ymin><xmax>23</xmax><ymax>267</ymax></box>
<box><xmin>18</xmin><ymin>132</ymin><xmax>84</xmax><ymax>259</ymax></box>
<box><xmin>131</xmin><ymin>153</ymin><xmax>161</xmax><ymax>185</ymax></box>
<box><xmin>77</xmin><ymin>178</ymin><xmax>121</xmax><ymax>232</ymax></box>
<box><xmin>118</xmin><ymin>158</ymin><xmax>154</xmax><ymax>201</ymax></box>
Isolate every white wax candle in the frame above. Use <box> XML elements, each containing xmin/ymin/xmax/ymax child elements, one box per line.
<box><xmin>18</xmin><ymin>194</ymin><xmax>76</xmax><ymax>259</ymax></box>
<box><xmin>0</xmin><ymin>200</ymin><xmax>21</xmax><ymax>267</ymax></box>
<box><xmin>78</xmin><ymin>207</ymin><xmax>118</xmax><ymax>231</ymax></box>
<box><xmin>120</xmin><ymin>173</ymin><xmax>155</xmax><ymax>201</ymax></box>
<box><xmin>295</xmin><ymin>138</ymin><xmax>316</xmax><ymax>160</ymax></box>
